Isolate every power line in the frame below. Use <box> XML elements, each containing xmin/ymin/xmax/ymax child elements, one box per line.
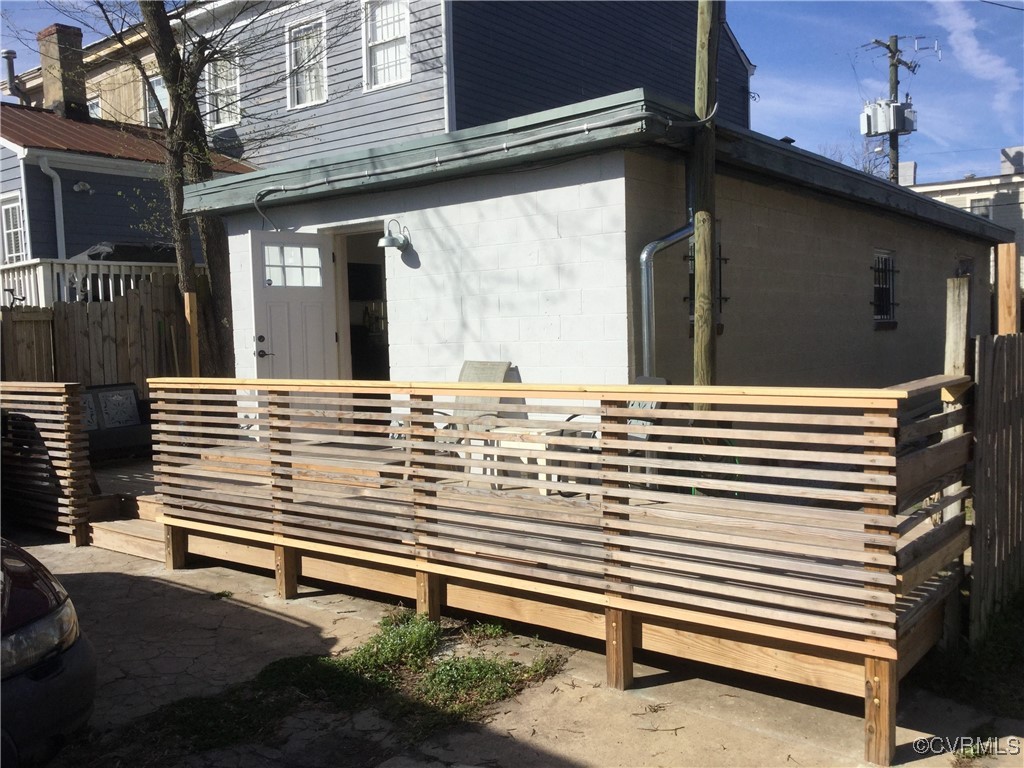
<box><xmin>979</xmin><ymin>0</ymin><xmax>1024</xmax><ymax>11</ymax></box>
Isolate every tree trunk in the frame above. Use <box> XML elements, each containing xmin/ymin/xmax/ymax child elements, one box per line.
<box><xmin>141</xmin><ymin>0</ymin><xmax>234</xmax><ymax>377</ymax></box>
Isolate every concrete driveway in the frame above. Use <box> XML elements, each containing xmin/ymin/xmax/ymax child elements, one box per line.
<box><xmin>9</xmin><ymin>526</ymin><xmax>1022</xmax><ymax>768</ymax></box>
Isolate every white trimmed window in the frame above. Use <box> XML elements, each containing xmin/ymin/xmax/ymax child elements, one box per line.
<box><xmin>364</xmin><ymin>0</ymin><xmax>409</xmax><ymax>90</ymax></box>
<box><xmin>969</xmin><ymin>197</ymin><xmax>993</xmax><ymax>220</ymax></box>
<box><xmin>288</xmin><ymin>19</ymin><xmax>327</xmax><ymax>108</ymax></box>
<box><xmin>2</xmin><ymin>195</ymin><xmax>27</xmax><ymax>263</ymax></box>
<box><xmin>144</xmin><ymin>74</ymin><xmax>169</xmax><ymax>128</ymax></box>
<box><xmin>206</xmin><ymin>53</ymin><xmax>240</xmax><ymax>128</ymax></box>
<box><xmin>87</xmin><ymin>96</ymin><xmax>101</xmax><ymax>119</ymax></box>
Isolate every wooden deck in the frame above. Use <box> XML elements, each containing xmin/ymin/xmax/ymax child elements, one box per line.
<box><xmin>1</xmin><ymin>374</ymin><xmax>975</xmax><ymax>767</ymax></box>
<box><xmin>143</xmin><ymin>375</ymin><xmax>973</xmax><ymax>767</ymax></box>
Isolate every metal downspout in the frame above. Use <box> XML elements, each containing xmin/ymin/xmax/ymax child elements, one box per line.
<box><xmin>38</xmin><ymin>158</ymin><xmax>67</xmax><ymax>260</ymax></box>
<box><xmin>639</xmin><ymin>224</ymin><xmax>694</xmax><ymax>378</ymax></box>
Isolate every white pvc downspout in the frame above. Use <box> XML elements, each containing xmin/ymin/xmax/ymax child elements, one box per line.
<box><xmin>38</xmin><ymin>157</ymin><xmax>67</xmax><ymax>260</ymax></box>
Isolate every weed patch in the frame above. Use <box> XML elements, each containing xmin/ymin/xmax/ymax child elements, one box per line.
<box><xmin>54</xmin><ymin>610</ymin><xmax>565</xmax><ymax>768</ymax></box>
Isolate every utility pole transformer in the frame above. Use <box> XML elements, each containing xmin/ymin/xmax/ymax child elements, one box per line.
<box><xmin>860</xmin><ymin>35</ymin><xmax>932</xmax><ymax>183</ymax></box>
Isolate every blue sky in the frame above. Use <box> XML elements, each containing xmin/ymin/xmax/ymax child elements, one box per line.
<box><xmin>728</xmin><ymin>0</ymin><xmax>1024</xmax><ymax>182</ymax></box>
<box><xmin>3</xmin><ymin>0</ymin><xmax>1021</xmax><ymax>183</ymax></box>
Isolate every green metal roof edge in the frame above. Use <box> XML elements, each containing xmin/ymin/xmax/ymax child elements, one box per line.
<box><xmin>183</xmin><ymin>86</ymin><xmax>1013</xmax><ymax>245</ymax></box>
<box><xmin>183</xmin><ymin>89</ymin><xmax>688</xmax><ymax>215</ymax></box>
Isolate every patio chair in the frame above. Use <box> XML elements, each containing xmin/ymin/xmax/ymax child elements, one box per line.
<box><xmin>551</xmin><ymin>376</ymin><xmax>669</xmax><ymax>494</ymax></box>
<box><xmin>432</xmin><ymin>361</ymin><xmax>521</xmax><ymax>486</ymax></box>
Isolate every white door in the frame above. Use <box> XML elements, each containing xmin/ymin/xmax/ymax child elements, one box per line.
<box><xmin>251</xmin><ymin>231</ymin><xmax>338</xmax><ymax>379</ymax></box>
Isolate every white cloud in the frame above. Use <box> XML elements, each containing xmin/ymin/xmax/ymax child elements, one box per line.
<box><xmin>929</xmin><ymin>0</ymin><xmax>1023</xmax><ymax>134</ymax></box>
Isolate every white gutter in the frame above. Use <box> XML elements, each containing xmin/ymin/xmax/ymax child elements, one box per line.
<box><xmin>38</xmin><ymin>157</ymin><xmax>67</xmax><ymax>260</ymax></box>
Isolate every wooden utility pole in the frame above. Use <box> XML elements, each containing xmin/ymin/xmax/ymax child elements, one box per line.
<box><xmin>693</xmin><ymin>0</ymin><xmax>720</xmax><ymax>390</ymax></box>
<box><xmin>869</xmin><ymin>36</ymin><xmax>919</xmax><ymax>183</ymax></box>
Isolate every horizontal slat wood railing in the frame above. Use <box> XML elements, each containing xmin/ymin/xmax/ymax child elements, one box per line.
<box><xmin>149</xmin><ymin>375</ymin><xmax>971</xmax><ymax>766</ymax></box>
<box><xmin>0</xmin><ymin>382</ymin><xmax>91</xmax><ymax>544</ymax></box>
<box><xmin>889</xmin><ymin>374</ymin><xmax>974</xmax><ymax>690</ymax></box>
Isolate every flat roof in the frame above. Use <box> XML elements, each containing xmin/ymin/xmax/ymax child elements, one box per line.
<box><xmin>182</xmin><ymin>88</ymin><xmax>1013</xmax><ymax>245</ymax></box>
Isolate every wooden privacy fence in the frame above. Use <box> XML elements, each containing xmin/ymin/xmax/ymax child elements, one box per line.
<box><xmin>151</xmin><ymin>374</ymin><xmax>972</xmax><ymax>766</ymax></box>
<box><xmin>0</xmin><ymin>382</ymin><xmax>91</xmax><ymax>545</ymax></box>
<box><xmin>971</xmin><ymin>334</ymin><xmax>1024</xmax><ymax>643</ymax></box>
<box><xmin>0</xmin><ymin>274</ymin><xmax>189</xmax><ymax>398</ymax></box>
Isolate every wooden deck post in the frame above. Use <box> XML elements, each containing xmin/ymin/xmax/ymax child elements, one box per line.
<box><xmin>865</xmin><ymin>656</ymin><xmax>897</xmax><ymax>766</ymax></box>
<box><xmin>605</xmin><ymin>607</ymin><xmax>633</xmax><ymax>690</ymax></box>
<box><xmin>164</xmin><ymin>525</ymin><xmax>187</xmax><ymax>570</ymax></box>
<box><xmin>602</xmin><ymin>398</ymin><xmax>633</xmax><ymax>690</ymax></box>
<box><xmin>268</xmin><ymin>386</ymin><xmax>297</xmax><ymax>598</ymax></box>
<box><xmin>275</xmin><ymin>545</ymin><xmax>299</xmax><ymax>599</ymax></box>
<box><xmin>411</xmin><ymin>393</ymin><xmax>443</xmax><ymax>620</ymax></box>
<box><xmin>996</xmin><ymin>243</ymin><xmax>1019</xmax><ymax>335</ymax></box>
<box><xmin>864</xmin><ymin>401</ymin><xmax>899</xmax><ymax>766</ymax></box>
<box><xmin>416</xmin><ymin>572</ymin><xmax>442</xmax><ymax>620</ymax></box>
<box><xmin>940</xmin><ymin>277</ymin><xmax>970</xmax><ymax>650</ymax></box>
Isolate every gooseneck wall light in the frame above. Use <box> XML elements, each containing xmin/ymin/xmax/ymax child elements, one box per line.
<box><xmin>377</xmin><ymin>219</ymin><xmax>412</xmax><ymax>252</ymax></box>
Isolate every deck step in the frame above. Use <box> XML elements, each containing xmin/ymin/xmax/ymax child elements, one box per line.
<box><xmin>135</xmin><ymin>494</ymin><xmax>163</xmax><ymax>522</ymax></box>
<box><xmin>90</xmin><ymin>519</ymin><xmax>164</xmax><ymax>562</ymax></box>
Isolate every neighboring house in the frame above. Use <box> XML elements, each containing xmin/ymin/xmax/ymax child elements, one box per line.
<box><xmin>0</xmin><ymin>25</ymin><xmax>249</xmax><ymax>305</ymax></box>
<box><xmin>911</xmin><ymin>146</ymin><xmax>1024</xmax><ymax>303</ymax></box>
<box><xmin>8</xmin><ymin>1</ymin><xmax>754</xmax><ymax>167</ymax></box>
<box><xmin>182</xmin><ymin>89</ymin><xmax>1012</xmax><ymax>388</ymax></box>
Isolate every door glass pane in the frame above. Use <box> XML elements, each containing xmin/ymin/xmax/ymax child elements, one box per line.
<box><xmin>263</xmin><ymin>243</ymin><xmax>322</xmax><ymax>287</ymax></box>
<box><xmin>266</xmin><ymin>266</ymin><xmax>285</xmax><ymax>286</ymax></box>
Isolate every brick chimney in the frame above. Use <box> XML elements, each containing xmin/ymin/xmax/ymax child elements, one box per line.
<box><xmin>37</xmin><ymin>24</ymin><xmax>88</xmax><ymax>120</ymax></box>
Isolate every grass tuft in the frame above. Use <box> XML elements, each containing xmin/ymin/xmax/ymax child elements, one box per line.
<box><xmin>54</xmin><ymin>610</ymin><xmax>565</xmax><ymax>768</ymax></box>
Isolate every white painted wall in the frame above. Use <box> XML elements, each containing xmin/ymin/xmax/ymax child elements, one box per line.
<box><xmin>222</xmin><ymin>152</ymin><xmax>634</xmax><ymax>384</ymax></box>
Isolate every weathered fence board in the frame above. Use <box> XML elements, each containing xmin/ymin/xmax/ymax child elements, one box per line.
<box><xmin>1</xmin><ymin>274</ymin><xmax>189</xmax><ymax>397</ymax></box>
<box><xmin>0</xmin><ymin>307</ymin><xmax>54</xmax><ymax>382</ymax></box>
<box><xmin>971</xmin><ymin>334</ymin><xmax>1024</xmax><ymax>645</ymax></box>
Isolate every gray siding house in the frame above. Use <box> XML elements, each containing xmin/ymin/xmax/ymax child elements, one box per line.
<box><xmin>9</xmin><ymin>2</ymin><xmax>754</xmax><ymax>168</ymax></box>
<box><xmin>207</xmin><ymin>0</ymin><xmax>754</xmax><ymax>166</ymax></box>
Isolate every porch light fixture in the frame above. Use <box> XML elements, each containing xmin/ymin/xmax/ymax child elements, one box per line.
<box><xmin>377</xmin><ymin>219</ymin><xmax>411</xmax><ymax>252</ymax></box>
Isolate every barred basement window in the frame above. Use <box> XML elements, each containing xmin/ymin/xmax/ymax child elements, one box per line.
<box><xmin>872</xmin><ymin>250</ymin><xmax>898</xmax><ymax>330</ymax></box>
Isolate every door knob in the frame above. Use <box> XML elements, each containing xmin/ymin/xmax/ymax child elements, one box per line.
<box><xmin>257</xmin><ymin>350</ymin><xmax>274</xmax><ymax>358</ymax></box>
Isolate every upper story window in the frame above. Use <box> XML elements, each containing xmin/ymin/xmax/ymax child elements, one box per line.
<box><xmin>288</xmin><ymin>19</ymin><xmax>327</xmax><ymax>108</ymax></box>
<box><xmin>87</xmin><ymin>96</ymin><xmax>101</xmax><ymax>119</ymax></box>
<box><xmin>364</xmin><ymin>0</ymin><xmax>409</xmax><ymax>90</ymax></box>
<box><xmin>969</xmin><ymin>197</ymin><xmax>993</xmax><ymax>220</ymax></box>
<box><xmin>144</xmin><ymin>74</ymin><xmax>169</xmax><ymax>128</ymax></box>
<box><xmin>872</xmin><ymin>249</ymin><xmax>898</xmax><ymax>330</ymax></box>
<box><xmin>2</xmin><ymin>195</ymin><xmax>27</xmax><ymax>264</ymax></box>
<box><xmin>206</xmin><ymin>54</ymin><xmax>240</xmax><ymax>129</ymax></box>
